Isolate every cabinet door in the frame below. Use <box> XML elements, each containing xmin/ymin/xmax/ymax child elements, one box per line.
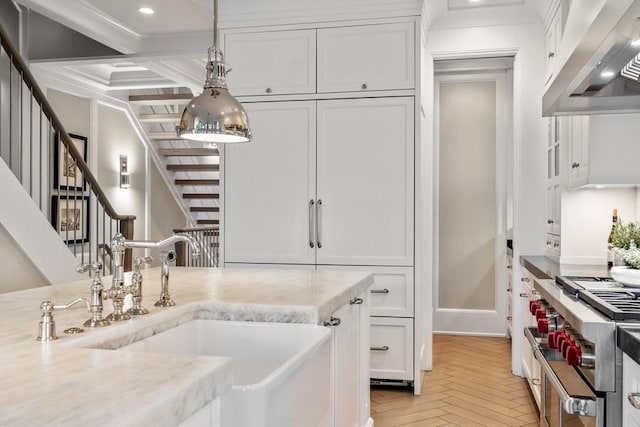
<box><xmin>332</xmin><ymin>303</ymin><xmax>360</xmax><ymax>427</ymax></box>
<box><xmin>370</xmin><ymin>317</ymin><xmax>413</xmax><ymax>381</ymax></box>
<box><xmin>317</xmin><ymin>22</ymin><xmax>415</xmax><ymax>93</ymax></box>
<box><xmin>224</xmin><ymin>29</ymin><xmax>316</xmax><ymax>96</ymax></box>
<box><xmin>224</xmin><ymin>101</ymin><xmax>316</xmax><ymax>263</ymax></box>
<box><xmin>568</xmin><ymin>115</ymin><xmax>589</xmax><ymax>188</ymax></box>
<box><xmin>316</xmin><ymin>97</ymin><xmax>414</xmax><ymax>266</ymax></box>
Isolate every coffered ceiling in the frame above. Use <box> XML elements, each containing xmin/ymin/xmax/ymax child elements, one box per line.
<box><xmin>21</xmin><ymin>0</ymin><xmax>548</xmax><ymax>96</ymax></box>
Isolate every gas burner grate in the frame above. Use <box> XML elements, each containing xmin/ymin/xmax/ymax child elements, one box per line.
<box><xmin>580</xmin><ymin>289</ymin><xmax>640</xmax><ymax>321</ymax></box>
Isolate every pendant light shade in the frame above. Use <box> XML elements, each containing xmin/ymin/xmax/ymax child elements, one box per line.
<box><xmin>177</xmin><ymin>0</ymin><xmax>251</xmax><ymax>143</ymax></box>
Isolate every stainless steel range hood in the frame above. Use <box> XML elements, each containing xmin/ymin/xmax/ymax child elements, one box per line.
<box><xmin>543</xmin><ymin>0</ymin><xmax>640</xmax><ymax>116</ymax></box>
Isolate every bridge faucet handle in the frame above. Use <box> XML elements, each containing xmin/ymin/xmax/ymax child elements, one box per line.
<box><xmin>76</xmin><ymin>261</ymin><xmax>103</xmax><ymax>279</ymax></box>
<box><xmin>133</xmin><ymin>256</ymin><xmax>154</xmax><ymax>271</ymax></box>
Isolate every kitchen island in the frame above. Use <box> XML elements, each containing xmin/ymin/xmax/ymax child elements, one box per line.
<box><xmin>0</xmin><ymin>267</ymin><xmax>373</xmax><ymax>426</ymax></box>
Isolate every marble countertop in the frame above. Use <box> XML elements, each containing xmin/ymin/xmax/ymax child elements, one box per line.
<box><xmin>0</xmin><ymin>267</ymin><xmax>373</xmax><ymax>426</ymax></box>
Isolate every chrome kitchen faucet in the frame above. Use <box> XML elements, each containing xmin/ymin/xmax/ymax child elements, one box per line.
<box><xmin>107</xmin><ymin>232</ymin><xmax>201</xmax><ymax>321</ymax></box>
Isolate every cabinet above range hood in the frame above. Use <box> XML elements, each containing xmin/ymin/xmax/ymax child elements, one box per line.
<box><xmin>543</xmin><ymin>0</ymin><xmax>640</xmax><ymax>116</ymax></box>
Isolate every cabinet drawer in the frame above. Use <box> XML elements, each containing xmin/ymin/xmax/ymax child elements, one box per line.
<box><xmin>224</xmin><ymin>29</ymin><xmax>316</xmax><ymax>96</ymax></box>
<box><xmin>368</xmin><ymin>267</ymin><xmax>414</xmax><ymax>317</ymax></box>
<box><xmin>370</xmin><ymin>317</ymin><xmax>413</xmax><ymax>381</ymax></box>
<box><xmin>317</xmin><ymin>22</ymin><xmax>415</xmax><ymax>93</ymax></box>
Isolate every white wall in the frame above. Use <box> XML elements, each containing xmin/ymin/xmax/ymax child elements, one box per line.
<box><xmin>561</xmin><ymin>188</ymin><xmax>637</xmax><ymax>264</ymax></box>
<box><xmin>0</xmin><ymin>220</ymin><xmax>48</xmax><ymax>293</ymax></box>
<box><xmin>97</xmin><ymin>104</ymin><xmax>146</xmax><ymax>241</ymax></box>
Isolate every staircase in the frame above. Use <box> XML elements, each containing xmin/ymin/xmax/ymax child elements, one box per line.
<box><xmin>129</xmin><ymin>93</ymin><xmax>221</xmax><ymax>227</ymax></box>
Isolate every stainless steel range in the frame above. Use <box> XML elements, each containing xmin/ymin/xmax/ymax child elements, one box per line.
<box><xmin>526</xmin><ymin>275</ymin><xmax>640</xmax><ymax>427</ymax></box>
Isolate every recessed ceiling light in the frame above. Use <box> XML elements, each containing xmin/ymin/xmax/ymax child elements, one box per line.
<box><xmin>470</xmin><ymin>0</ymin><xmax>482</xmax><ymax>2</ymax></box>
<box><xmin>601</xmin><ymin>70</ymin><xmax>616</xmax><ymax>78</ymax></box>
<box><xmin>138</xmin><ymin>7</ymin><xmax>155</xmax><ymax>15</ymax></box>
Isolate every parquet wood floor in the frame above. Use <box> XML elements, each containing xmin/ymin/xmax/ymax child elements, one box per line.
<box><xmin>371</xmin><ymin>334</ymin><xmax>540</xmax><ymax>427</ymax></box>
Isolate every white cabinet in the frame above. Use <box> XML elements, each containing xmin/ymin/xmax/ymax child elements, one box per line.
<box><xmin>317</xmin><ymin>22</ymin><xmax>415</xmax><ymax>93</ymax></box>
<box><xmin>568</xmin><ymin>115</ymin><xmax>589</xmax><ymax>188</ymax></box>
<box><xmin>544</xmin><ymin>1</ymin><xmax>567</xmax><ymax>85</ymax></box>
<box><xmin>224</xmin><ymin>101</ymin><xmax>316</xmax><ymax>264</ymax></box>
<box><xmin>545</xmin><ymin>116</ymin><xmax>562</xmax><ymax>260</ymax></box>
<box><xmin>521</xmin><ymin>268</ymin><xmax>542</xmax><ymax>409</ymax></box>
<box><xmin>316</xmin><ymin>97</ymin><xmax>414</xmax><ymax>266</ymax></box>
<box><xmin>225</xmin><ymin>97</ymin><xmax>414</xmax><ymax>267</ymax></box>
<box><xmin>567</xmin><ymin>114</ymin><xmax>640</xmax><ymax>189</ymax></box>
<box><xmin>224</xmin><ymin>29</ymin><xmax>316</xmax><ymax>96</ymax></box>
<box><xmin>506</xmin><ymin>248</ymin><xmax>513</xmax><ymax>337</ymax></box>
<box><xmin>624</xmin><ymin>353</ymin><xmax>640</xmax><ymax>427</ymax></box>
<box><xmin>545</xmin><ymin>6</ymin><xmax>563</xmax><ymax>84</ymax></box>
<box><xmin>326</xmin><ymin>293</ymin><xmax>370</xmax><ymax>427</ymax></box>
<box><xmin>369</xmin><ymin>317</ymin><xmax>413</xmax><ymax>381</ymax></box>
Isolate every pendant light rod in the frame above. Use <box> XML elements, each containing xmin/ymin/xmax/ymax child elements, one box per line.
<box><xmin>213</xmin><ymin>0</ymin><xmax>219</xmax><ymax>50</ymax></box>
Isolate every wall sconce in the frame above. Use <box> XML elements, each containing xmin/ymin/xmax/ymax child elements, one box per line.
<box><xmin>119</xmin><ymin>155</ymin><xmax>130</xmax><ymax>189</ymax></box>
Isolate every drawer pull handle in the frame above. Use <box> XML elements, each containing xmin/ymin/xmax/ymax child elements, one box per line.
<box><xmin>507</xmin><ymin>316</ymin><xmax>512</xmax><ymax>320</ymax></box>
<box><xmin>350</xmin><ymin>297</ymin><xmax>363</xmax><ymax>305</ymax></box>
<box><xmin>371</xmin><ymin>288</ymin><xmax>389</xmax><ymax>294</ymax></box>
<box><xmin>371</xmin><ymin>346</ymin><xmax>389</xmax><ymax>352</ymax></box>
<box><xmin>629</xmin><ymin>393</ymin><xmax>640</xmax><ymax>409</ymax></box>
<box><xmin>362</xmin><ymin>83</ymin><xmax>368</xmax><ymax>89</ymax></box>
<box><xmin>266</xmin><ymin>87</ymin><xmax>272</xmax><ymax>93</ymax></box>
<box><xmin>532</xmin><ymin>378</ymin><xmax>541</xmax><ymax>386</ymax></box>
<box><xmin>521</xmin><ymin>277</ymin><xmax>530</xmax><ymax>283</ymax></box>
<box><xmin>323</xmin><ymin>316</ymin><xmax>341</xmax><ymax>327</ymax></box>
<box><xmin>519</xmin><ymin>292</ymin><xmax>528</xmax><ymax>298</ymax></box>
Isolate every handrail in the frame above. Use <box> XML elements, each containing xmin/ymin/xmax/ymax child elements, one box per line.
<box><xmin>0</xmin><ymin>23</ymin><xmax>135</xmax><ymax>271</ymax></box>
<box><xmin>0</xmin><ymin>24</ymin><xmax>134</xmax><ymax>223</ymax></box>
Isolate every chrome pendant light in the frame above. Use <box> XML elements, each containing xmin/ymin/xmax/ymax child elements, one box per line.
<box><xmin>177</xmin><ymin>0</ymin><xmax>251</xmax><ymax>143</ymax></box>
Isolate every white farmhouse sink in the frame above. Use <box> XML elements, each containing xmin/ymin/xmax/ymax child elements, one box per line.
<box><xmin>120</xmin><ymin>319</ymin><xmax>332</xmax><ymax>427</ymax></box>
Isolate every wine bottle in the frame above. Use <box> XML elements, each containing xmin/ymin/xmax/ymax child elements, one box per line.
<box><xmin>607</xmin><ymin>209</ymin><xmax>618</xmax><ymax>268</ymax></box>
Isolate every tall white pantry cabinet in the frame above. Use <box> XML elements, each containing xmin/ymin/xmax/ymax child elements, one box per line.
<box><xmin>222</xmin><ymin>17</ymin><xmax>425</xmax><ymax>394</ymax></box>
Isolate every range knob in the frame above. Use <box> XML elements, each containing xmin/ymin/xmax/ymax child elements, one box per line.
<box><xmin>535</xmin><ymin>308</ymin><xmax>546</xmax><ymax>320</ymax></box>
<box><xmin>547</xmin><ymin>331</ymin><xmax>557</xmax><ymax>349</ymax></box>
<box><xmin>555</xmin><ymin>331</ymin><xmax>567</xmax><ymax>351</ymax></box>
<box><xmin>566</xmin><ymin>345</ymin><xmax>582</xmax><ymax>367</ymax></box>
<box><xmin>537</xmin><ymin>318</ymin><xmax>549</xmax><ymax>334</ymax></box>
<box><xmin>561</xmin><ymin>338</ymin><xmax>575</xmax><ymax>358</ymax></box>
<box><xmin>529</xmin><ymin>301</ymin><xmax>541</xmax><ymax>315</ymax></box>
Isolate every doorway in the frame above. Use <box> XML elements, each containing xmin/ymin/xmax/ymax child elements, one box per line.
<box><xmin>433</xmin><ymin>57</ymin><xmax>513</xmax><ymax>336</ymax></box>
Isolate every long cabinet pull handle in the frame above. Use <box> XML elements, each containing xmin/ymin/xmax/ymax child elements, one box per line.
<box><xmin>371</xmin><ymin>289</ymin><xmax>389</xmax><ymax>294</ymax></box>
<box><xmin>309</xmin><ymin>199</ymin><xmax>315</xmax><ymax>248</ymax></box>
<box><xmin>316</xmin><ymin>199</ymin><xmax>322</xmax><ymax>249</ymax></box>
<box><xmin>350</xmin><ymin>297</ymin><xmax>364</xmax><ymax>305</ymax></box>
<box><xmin>629</xmin><ymin>393</ymin><xmax>640</xmax><ymax>409</ymax></box>
<box><xmin>371</xmin><ymin>346</ymin><xmax>389</xmax><ymax>351</ymax></box>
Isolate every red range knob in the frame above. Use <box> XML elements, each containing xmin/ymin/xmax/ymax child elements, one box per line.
<box><xmin>535</xmin><ymin>308</ymin><xmax>547</xmax><ymax>320</ymax></box>
<box><xmin>566</xmin><ymin>345</ymin><xmax>582</xmax><ymax>367</ymax></box>
<box><xmin>537</xmin><ymin>318</ymin><xmax>549</xmax><ymax>334</ymax></box>
<box><xmin>556</xmin><ymin>332</ymin><xmax>567</xmax><ymax>351</ymax></box>
<box><xmin>561</xmin><ymin>339</ymin><xmax>575</xmax><ymax>358</ymax></box>
<box><xmin>547</xmin><ymin>331</ymin><xmax>557</xmax><ymax>349</ymax></box>
<box><xmin>529</xmin><ymin>301</ymin><xmax>540</xmax><ymax>315</ymax></box>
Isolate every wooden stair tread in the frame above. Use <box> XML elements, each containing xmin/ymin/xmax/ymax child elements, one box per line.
<box><xmin>129</xmin><ymin>94</ymin><xmax>192</xmax><ymax>105</ymax></box>
<box><xmin>159</xmin><ymin>148</ymin><xmax>219</xmax><ymax>156</ymax></box>
<box><xmin>167</xmin><ymin>164</ymin><xmax>219</xmax><ymax>171</ymax></box>
<box><xmin>183</xmin><ymin>193</ymin><xmax>219</xmax><ymax>199</ymax></box>
<box><xmin>175</xmin><ymin>179</ymin><xmax>219</xmax><ymax>186</ymax></box>
<box><xmin>190</xmin><ymin>206</ymin><xmax>219</xmax><ymax>212</ymax></box>
<box><xmin>149</xmin><ymin>131</ymin><xmax>181</xmax><ymax>140</ymax></box>
<box><xmin>197</xmin><ymin>219</ymin><xmax>220</xmax><ymax>225</ymax></box>
<box><xmin>139</xmin><ymin>113</ymin><xmax>181</xmax><ymax>123</ymax></box>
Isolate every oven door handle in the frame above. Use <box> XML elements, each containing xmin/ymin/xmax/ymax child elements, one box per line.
<box><xmin>533</xmin><ymin>348</ymin><xmax>598</xmax><ymax>418</ymax></box>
